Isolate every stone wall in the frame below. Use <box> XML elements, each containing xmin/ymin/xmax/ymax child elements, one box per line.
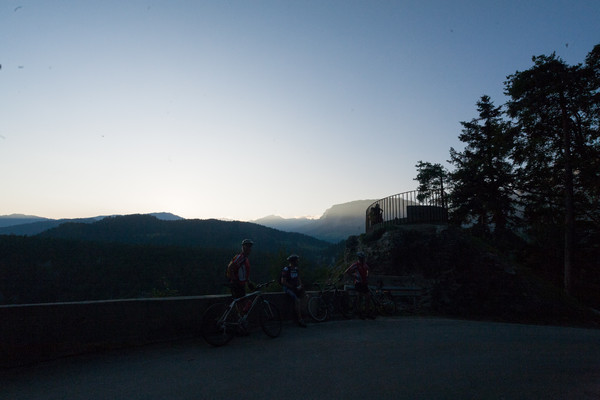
<box><xmin>0</xmin><ymin>292</ymin><xmax>295</xmax><ymax>368</ymax></box>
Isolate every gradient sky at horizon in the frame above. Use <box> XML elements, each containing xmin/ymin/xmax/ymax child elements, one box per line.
<box><xmin>1</xmin><ymin>1</ymin><xmax>599</xmax><ymax>221</ymax></box>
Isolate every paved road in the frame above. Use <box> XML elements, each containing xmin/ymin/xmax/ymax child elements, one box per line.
<box><xmin>3</xmin><ymin>317</ymin><xmax>600</xmax><ymax>399</ymax></box>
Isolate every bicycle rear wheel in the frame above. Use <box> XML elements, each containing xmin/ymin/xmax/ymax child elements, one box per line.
<box><xmin>201</xmin><ymin>303</ymin><xmax>235</xmax><ymax>347</ymax></box>
<box><xmin>308</xmin><ymin>295</ymin><xmax>328</xmax><ymax>322</ymax></box>
<box><xmin>381</xmin><ymin>294</ymin><xmax>397</xmax><ymax>316</ymax></box>
<box><xmin>259</xmin><ymin>300</ymin><xmax>282</xmax><ymax>338</ymax></box>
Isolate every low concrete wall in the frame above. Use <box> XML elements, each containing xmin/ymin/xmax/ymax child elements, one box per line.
<box><xmin>0</xmin><ymin>292</ymin><xmax>295</xmax><ymax>368</ymax></box>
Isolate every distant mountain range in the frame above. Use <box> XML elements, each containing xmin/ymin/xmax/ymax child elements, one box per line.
<box><xmin>0</xmin><ymin>212</ymin><xmax>182</xmax><ymax>236</ymax></box>
<box><xmin>0</xmin><ymin>200</ymin><xmax>376</xmax><ymax>242</ymax></box>
<box><xmin>0</xmin><ymin>214</ymin><xmax>53</xmax><ymax>228</ymax></box>
<box><xmin>252</xmin><ymin>200</ymin><xmax>376</xmax><ymax>242</ymax></box>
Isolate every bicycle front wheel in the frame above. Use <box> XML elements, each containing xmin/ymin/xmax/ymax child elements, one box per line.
<box><xmin>308</xmin><ymin>295</ymin><xmax>328</xmax><ymax>322</ymax></box>
<box><xmin>259</xmin><ymin>300</ymin><xmax>282</xmax><ymax>338</ymax></box>
<box><xmin>201</xmin><ymin>303</ymin><xmax>235</xmax><ymax>347</ymax></box>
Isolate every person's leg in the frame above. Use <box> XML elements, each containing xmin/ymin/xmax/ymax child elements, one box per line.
<box><xmin>294</xmin><ymin>298</ymin><xmax>300</xmax><ymax>319</ymax></box>
<box><xmin>295</xmin><ymin>298</ymin><xmax>306</xmax><ymax>327</ymax></box>
<box><xmin>285</xmin><ymin>287</ymin><xmax>306</xmax><ymax>327</ymax></box>
<box><xmin>231</xmin><ymin>285</ymin><xmax>247</xmax><ymax>314</ymax></box>
<box><xmin>284</xmin><ymin>288</ymin><xmax>299</xmax><ymax>320</ymax></box>
<box><xmin>231</xmin><ymin>283</ymin><xmax>246</xmax><ymax>299</ymax></box>
<box><xmin>362</xmin><ymin>293</ymin><xmax>370</xmax><ymax>318</ymax></box>
<box><xmin>366</xmin><ymin>291</ymin><xmax>376</xmax><ymax>319</ymax></box>
<box><xmin>355</xmin><ymin>292</ymin><xmax>363</xmax><ymax>318</ymax></box>
<box><xmin>356</xmin><ymin>283</ymin><xmax>368</xmax><ymax>318</ymax></box>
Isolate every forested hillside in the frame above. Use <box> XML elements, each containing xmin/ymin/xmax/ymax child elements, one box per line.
<box><xmin>0</xmin><ymin>215</ymin><xmax>341</xmax><ymax>304</ymax></box>
<box><xmin>38</xmin><ymin>214</ymin><xmax>331</xmax><ymax>254</ymax></box>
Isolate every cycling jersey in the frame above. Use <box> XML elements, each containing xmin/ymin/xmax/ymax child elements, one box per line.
<box><xmin>281</xmin><ymin>265</ymin><xmax>300</xmax><ymax>287</ymax></box>
<box><xmin>229</xmin><ymin>253</ymin><xmax>250</xmax><ymax>283</ymax></box>
<box><xmin>346</xmin><ymin>261</ymin><xmax>369</xmax><ymax>284</ymax></box>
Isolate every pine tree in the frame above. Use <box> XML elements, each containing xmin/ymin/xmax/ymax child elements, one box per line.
<box><xmin>505</xmin><ymin>45</ymin><xmax>600</xmax><ymax>295</ymax></box>
<box><xmin>448</xmin><ymin>95</ymin><xmax>516</xmax><ymax>236</ymax></box>
<box><xmin>414</xmin><ymin>161</ymin><xmax>449</xmax><ymax>207</ymax></box>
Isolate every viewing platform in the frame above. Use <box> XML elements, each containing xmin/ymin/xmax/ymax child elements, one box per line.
<box><xmin>366</xmin><ymin>189</ymin><xmax>448</xmax><ymax>233</ymax></box>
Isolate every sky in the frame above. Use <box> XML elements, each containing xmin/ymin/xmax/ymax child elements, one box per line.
<box><xmin>1</xmin><ymin>1</ymin><xmax>599</xmax><ymax>221</ymax></box>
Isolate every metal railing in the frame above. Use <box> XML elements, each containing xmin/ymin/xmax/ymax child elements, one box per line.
<box><xmin>366</xmin><ymin>189</ymin><xmax>448</xmax><ymax>232</ymax></box>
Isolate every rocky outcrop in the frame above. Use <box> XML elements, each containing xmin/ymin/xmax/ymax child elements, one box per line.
<box><xmin>253</xmin><ymin>200</ymin><xmax>377</xmax><ymax>242</ymax></box>
<box><xmin>346</xmin><ymin>224</ymin><xmax>598</xmax><ymax>326</ymax></box>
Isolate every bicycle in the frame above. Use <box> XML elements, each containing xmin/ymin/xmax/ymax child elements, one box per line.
<box><xmin>307</xmin><ymin>279</ymin><xmax>353</xmax><ymax>322</ymax></box>
<box><xmin>369</xmin><ymin>284</ymin><xmax>397</xmax><ymax>316</ymax></box>
<box><xmin>201</xmin><ymin>280</ymin><xmax>282</xmax><ymax>347</ymax></box>
<box><xmin>345</xmin><ymin>282</ymin><xmax>396</xmax><ymax>318</ymax></box>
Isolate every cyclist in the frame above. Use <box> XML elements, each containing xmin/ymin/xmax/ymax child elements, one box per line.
<box><xmin>281</xmin><ymin>254</ymin><xmax>307</xmax><ymax>327</ymax></box>
<box><xmin>344</xmin><ymin>251</ymin><xmax>375</xmax><ymax>319</ymax></box>
<box><xmin>227</xmin><ymin>239</ymin><xmax>255</xmax><ymax>302</ymax></box>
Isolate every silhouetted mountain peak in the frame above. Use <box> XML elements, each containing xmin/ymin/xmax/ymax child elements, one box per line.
<box><xmin>252</xmin><ymin>200</ymin><xmax>377</xmax><ymax>242</ymax></box>
<box><xmin>321</xmin><ymin>200</ymin><xmax>375</xmax><ymax>219</ymax></box>
<box><xmin>148</xmin><ymin>212</ymin><xmax>183</xmax><ymax>221</ymax></box>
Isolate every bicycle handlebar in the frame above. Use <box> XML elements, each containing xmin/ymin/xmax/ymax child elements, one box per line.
<box><xmin>222</xmin><ymin>279</ymin><xmax>276</xmax><ymax>291</ymax></box>
<box><xmin>255</xmin><ymin>280</ymin><xmax>276</xmax><ymax>290</ymax></box>
<box><xmin>311</xmin><ymin>278</ymin><xmax>345</xmax><ymax>292</ymax></box>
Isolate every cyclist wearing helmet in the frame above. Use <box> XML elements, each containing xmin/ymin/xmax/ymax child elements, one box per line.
<box><xmin>227</xmin><ymin>239</ymin><xmax>255</xmax><ymax>300</ymax></box>
<box><xmin>281</xmin><ymin>254</ymin><xmax>307</xmax><ymax>327</ymax></box>
<box><xmin>344</xmin><ymin>251</ymin><xmax>375</xmax><ymax>319</ymax></box>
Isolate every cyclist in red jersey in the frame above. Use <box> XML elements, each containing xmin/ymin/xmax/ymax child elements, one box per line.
<box><xmin>344</xmin><ymin>251</ymin><xmax>375</xmax><ymax>319</ymax></box>
<box><xmin>227</xmin><ymin>239</ymin><xmax>255</xmax><ymax>300</ymax></box>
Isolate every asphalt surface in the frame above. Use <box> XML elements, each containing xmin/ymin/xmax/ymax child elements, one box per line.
<box><xmin>3</xmin><ymin>317</ymin><xmax>600</xmax><ymax>400</ymax></box>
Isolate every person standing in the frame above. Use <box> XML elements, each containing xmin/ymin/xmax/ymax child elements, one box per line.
<box><xmin>227</xmin><ymin>239</ymin><xmax>255</xmax><ymax>302</ymax></box>
<box><xmin>281</xmin><ymin>254</ymin><xmax>307</xmax><ymax>327</ymax></box>
<box><xmin>344</xmin><ymin>251</ymin><xmax>374</xmax><ymax>319</ymax></box>
<box><xmin>370</xmin><ymin>203</ymin><xmax>383</xmax><ymax>225</ymax></box>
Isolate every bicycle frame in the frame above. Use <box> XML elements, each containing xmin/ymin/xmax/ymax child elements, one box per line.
<box><xmin>201</xmin><ymin>280</ymin><xmax>282</xmax><ymax>347</ymax></box>
<box><xmin>220</xmin><ymin>289</ymin><xmax>264</xmax><ymax>327</ymax></box>
<box><xmin>218</xmin><ymin>280</ymin><xmax>280</xmax><ymax>330</ymax></box>
<box><xmin>368</xmin><ymin>286</ymin><xmax>381</xmax><ymax>305</ymax></box>
<box><xmin>308</xmin><ymin>280</ymin><xmax>353</xmax><ymax>322</ymax></box>
<box><xmin>367</xmin><ymin>285</ymin><xmax>397</xmax><ymax>315</ymax></box>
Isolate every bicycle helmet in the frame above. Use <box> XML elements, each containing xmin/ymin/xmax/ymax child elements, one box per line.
<box><xmin>287</xmin><ymin>254</ymin><xmax>299</xmax><ymax>261</ymax></box>
<box><xmin>356</xmin><ymin>251</ymin><xmax>366</xmax><ymax>260</ymax></box>
<box><xmin>241</xmin><ymin>239</ymin><xmax>254</xmax><ymax>246</ymax></box>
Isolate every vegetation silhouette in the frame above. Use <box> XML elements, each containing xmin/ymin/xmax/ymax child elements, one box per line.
<box><xmin>0</xmin><ymin>215</ymin><xmax>340</xmax><ymax>304</ymax></box>
<box><xmin>417</xmin><ymin>43</ymin><xmax>600</xmax><ymax>306</ymax></box>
